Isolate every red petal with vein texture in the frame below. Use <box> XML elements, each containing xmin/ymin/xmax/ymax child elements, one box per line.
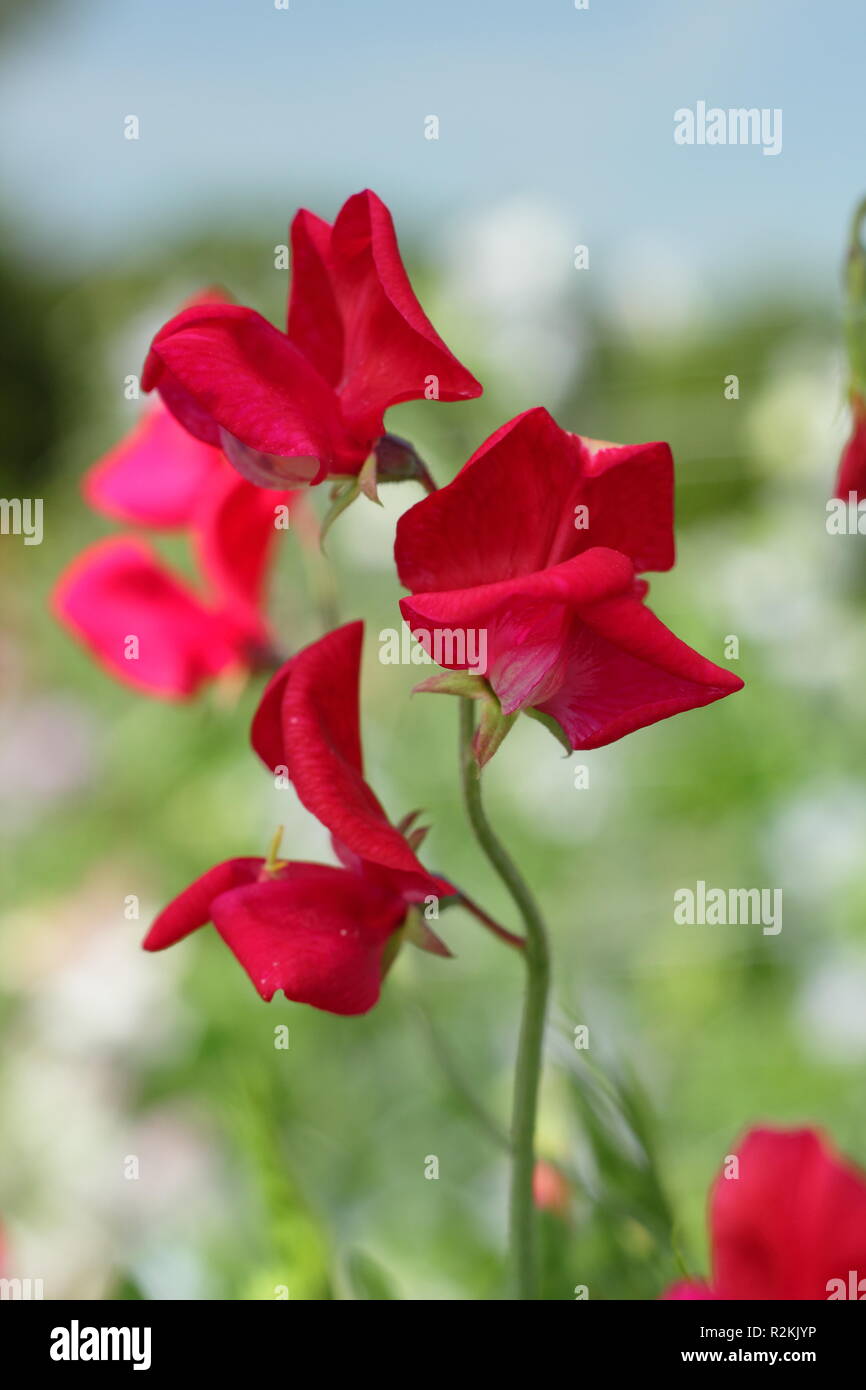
<box><xmin>210</xmin><ymin>864</ymin><xmax>408</xmax><ymax>1014</ymax></box>
<box><xmin>143</xmin><ymin>302</ymin><xmax>362</xmax><ymax>483</ymax></box>
<box><xmin>286</xmin><ymin>208</ymin><xmax>344</xmax><ymax>387</ymax></box>
<box><xmin>251</xmin><ymin>622</ymin><xmax>438</xmax><ymax>878</ymax></box>
<box><xmin>536</xmin><ymin>593</ymin><xmax>743</xmax><ymax>748</ymax></box>
<box><xmin>400</xmin><ymin>552</ymin><xmax>740</xmax><ymax>742</ymax></box>
<box><xmin>400</xmin><ymin>547</ymin><xmax>636</xmax><ymax>712</ymax></box>
<box><xmin>395</xmin><ymin>407</ymin><xmax>673</xmax><ymax>593</ymax></box>
<box><xmin>327</xmin><ymin>190</ymin><xmax>482</xmax><ymax>436</ymax></box>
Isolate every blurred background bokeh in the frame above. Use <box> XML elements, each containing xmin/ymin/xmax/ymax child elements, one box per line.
<box><xmin>2</xmin><ymin>0</ymin><xmax>866</xmax><ymax>1299</ymax></box>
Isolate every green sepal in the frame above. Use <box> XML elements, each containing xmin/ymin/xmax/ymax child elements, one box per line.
<box><xmin>524</xmin><ymin>706</ymin><xmax>572</xmax><ymax>756</ymax></box>
<box><xmin>357</xmin><ymin>451</ymin><xmax>382</xmax><ymax>505</ymax></box>
<box><xmin>474</xmin><ymin>698</ymin><xmax>518</xmax><ymax>768</ymax></box>
<box><xmin>413</xmin><ymin>671</ymin><xmax>490</xmax><ymax>699</ymax></box>
<box><xmin>403</xmin><ymin>907</ymin><xmax>453</xmax><ymax>958</ymax></box>
<box><xmin>319</xmin><ymin>478</ymin><xmax>360</xmax><ymax>550</ymax></box>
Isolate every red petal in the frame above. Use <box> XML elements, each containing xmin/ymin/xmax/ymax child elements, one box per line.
<box><xmin>328</xmin><ymin>190</ymin><xmax>482</xmax><ymax>437</ymax></box>
<box><xmin>536</xmin><ymin>592</ymin><xmax>743</xmax><ymax>748</ymax></box>
<box><xmin>710</xmin><ymin>1127</ymin><xmax>866</xmax><ymax>1300</ymax></box>
<box><xmin>575</xmin><ymin>433</ymin><xmax>674</xmax><ymax>572</ymax></box>
<box><xmin>835</xmin><ymin>399</ymin><xmax>866</xmax><ymax>500</ymax></box>
<box><xmin>251</xmin><ymin>622</ymin><xmax>436</xmax><ymax>878</ymax></box>
<box><xmin>52</xmin><ymin>537</ymin><xmax>243</xmax><ymax>698</ymax></box>
<box><xmin>399</xmin><ymin>547</ymin><xmax>636</xmax><ymax>710</ymax></box>
<box><xmin>83</xmin><ymin>402</ymin><xmax>223</xmax><ymax>528</ymax></box>
<box><xmin>286</xmin><ymin>208</ymin><xmax>344</xmax><ymax>386</ymax></box>
<box><xmin>331</xmin><ymin>834</ymin><xmax>454</xmax><ymax>904</ymax></box>
<box><xmin>395</xmin><ymin>407</ymin><xmax>673</xmax><ymax>593</ymax></box>
<box><xmin>194</xmin><ymin>469</ymin><xmax>292</xmax><ymax>636</ymax></box>
<box><xmin>143</xmin><ymin>302</ymin><xmax>362</xmax><ymax>483</ymax></box>
<box><xmin>143</xmin><ymin>858</ymin><xmax>263</xmax><ymax>950</ymax></box>
<box><xmin>400</xmin><ymin>552</ymin><xmax>741</xmax><ymax>738</ymax></box>
<box><xmin>249</xmin><ymin>659</ymin><xmax>291</xmax><ymax>774</ymax></box>
<box><xmin>210</xmin><ymin>864</ymin><xmax>407</xmax><ymax>1014</ymax></box>
<box><xmin>661</xmin><ymin>1282</ymin><xmax>716</xmax><ymax>1300</ymax></box>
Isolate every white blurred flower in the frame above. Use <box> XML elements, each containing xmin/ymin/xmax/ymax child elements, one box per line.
<box><xmin>329</xmin><ymin>483</ymin><xmax>414</xmax><ymax>573</ymax></box>
<box><xmin>797</xmin><ymin>949</ymin><xmax>866</xmax><ymax>1062</ymax></box>
<box><xmin>484</xmin><ymin>717</ymin><xmax>616</xmax><ymax>845</ymax></box>
<box><xmin>444</xmin><ymin>196</ymin><xmax>583</xmax><ymax>400</ymax></box>
<box><xmin>0</xmin><ymin>870</ymin><xmax>222</xmax><ymax>1296</ymax></box>
<box><xmin>2</xmin><ymin>873</ymin><xmax>192</xmax><ymax>1059</ymax></box>
<box><xmin>746</xmin><ymin>342</ymin><xmax>846</xmax><ymax>486</ymax></box>
<box><xmin>706</xmin><ymin>509</ymin><xmax>862</xmax><ymax>692</ymax></box>
<box><xmin>606</xmin><ymin>233</ymin><xmax>708</xmax><ymax>344</ymax></box>
<box><xmin>0</xmin><ymin>694</ymin><xmax>98</xmax><ymax>834</ymax></box>
<box><xmin>765</xmin><ymin>780</ymin><xmax>866</xmax><ymax>905</ymax></box>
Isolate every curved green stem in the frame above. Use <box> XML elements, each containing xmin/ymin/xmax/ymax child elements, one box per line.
<box><xmin>458</xmin><ymin>698</ymin><xmax>551</xmax><ymax>1299</ymax></box>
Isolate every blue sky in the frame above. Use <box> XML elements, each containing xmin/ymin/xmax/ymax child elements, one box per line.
<box><xmin>0</xmin><ymin>0</ymin><xmax>863</xmax><ymax>296</ymax></box>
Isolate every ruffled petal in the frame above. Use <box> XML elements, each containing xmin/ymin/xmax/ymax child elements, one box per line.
<box><xmin>575</xmin><ymin>432</ymin><xmax>674</xmax><ymax>573</ymax></box>
<box><xmin>399</xmin><ymin>547</ymin><xmax>637</xmax><ymax>710</ymax></box>
<box><xmin>286</xmin><ymin>208</ymin><xmax>344</xmax><ymax>386</ymax></box>
<box><xmin>400</xmin><ymin>551</ymin><xmax>740</xmax><ymax>740</ymax></box>
<box><xmin>210</xmin><ymin>864</ymin><xmax>407</xmax><ymax>1014</ymax></box>
<box><xmin>328</xmin><ymin>190</ymin><xmax>482</xmax><ymax>436</ymax></box>
<box><xmin>251</xmin><ymin>622</ymin><xmax>438</xmax><ymax>879</ymax></box>
<box><xmin>143</xmin><ymin>302</ymin><xmax>363</xmax><ymax>484</ymax></box>
<box><xmin>536</xmin><ymin>593</ymin><xmax>743</xmax><ymax>748</ymax></box>
<box><xmin>395</xmin><ymin>407</ymin><xmax>673</xmax><ymax>593</ymax></box>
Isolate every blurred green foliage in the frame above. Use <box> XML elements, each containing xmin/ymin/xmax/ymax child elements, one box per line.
<box><xmin>2</xmin><ymin>214</ymin><xmax>866</xmax><ymax>1301</ymax></box>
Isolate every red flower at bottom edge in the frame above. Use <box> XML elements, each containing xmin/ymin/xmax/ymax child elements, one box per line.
<box><xmin>664</xmin><ymin>1127</ymin><xmax>866</xmax><ymax>1301</ymax></box>
<box><xmin>144</xmin><ymin>622</ymin><xmax>449</xmax><ymax>1014</ymax></box>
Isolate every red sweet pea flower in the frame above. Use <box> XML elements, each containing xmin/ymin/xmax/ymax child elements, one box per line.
<box><xmin>665</xmin><ymin>1127</ymin><xmax>866</xmax><ymax>1301</ymax></box>
<box><xmin>144</xmin><ymin>621</ymin><xmax>450</xmax><ymax>1014</ymax></box>
<box><xmin>834</xmin><ymin>395</ymin><xmax>866</xmax><ymax>500</ymax></box>
<box><xmin>395</xmin><ymin>407</ymin><xmax>742</xmax><ymax>753</ymax></box>
<box><xmin>144</xmin><ymin>857</ymin><xmax>419</xmax><ymax>1015</ymax></box>
<box><xmin>54</xmin><ymin>465</ymin><xmax>291</xmax><ymax>699</ymax></box>
<box><xmin>142</xmin><ymin>190</ymin><xmax>482</xmax><ymax>489</ymax></box>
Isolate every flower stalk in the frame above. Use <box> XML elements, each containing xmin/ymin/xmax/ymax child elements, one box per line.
<box><xmin>458</xmin><ymin>697</ymin><xmax>551</xmax><ymax>1299</ymax></box>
